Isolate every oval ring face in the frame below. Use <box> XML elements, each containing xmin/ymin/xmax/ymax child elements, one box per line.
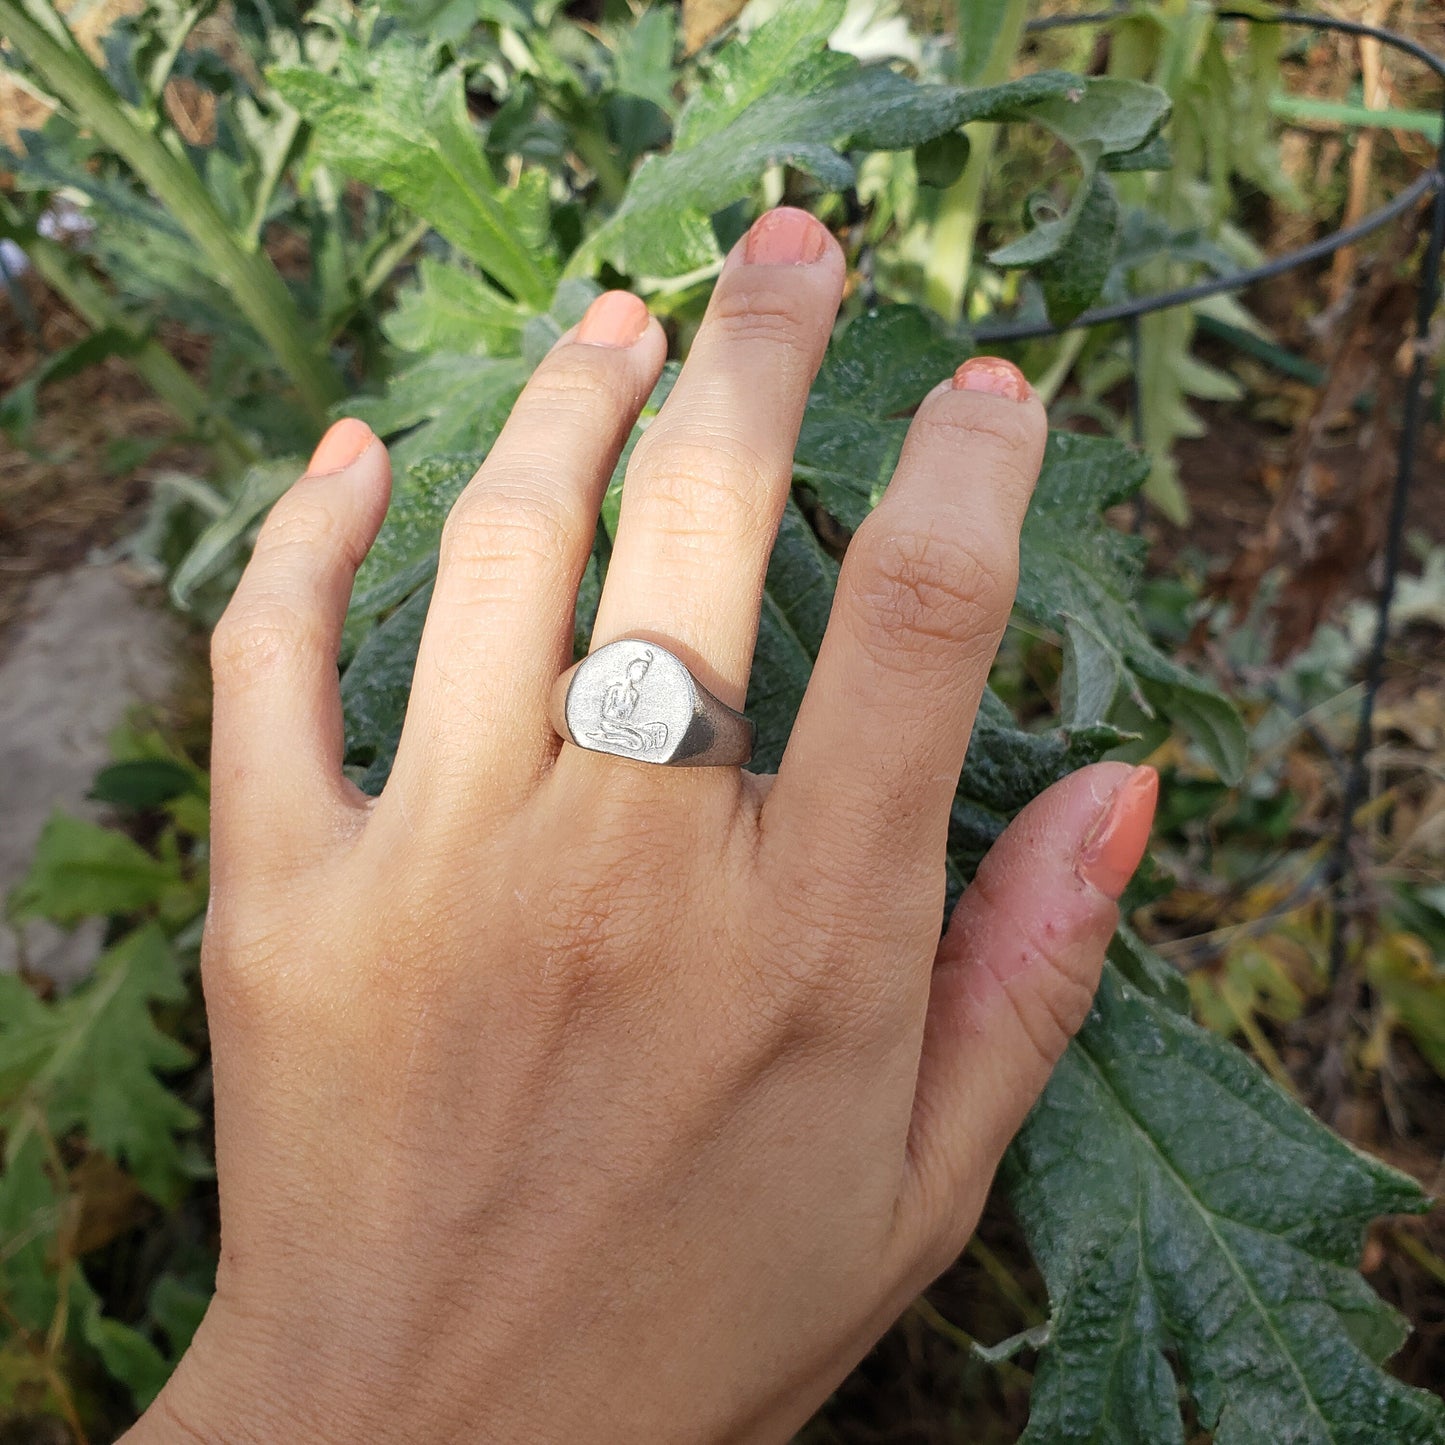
<box><xmin>563</xmin><ymin>640</ymin><xmax>698</xmax><ymax>765</ymax></box>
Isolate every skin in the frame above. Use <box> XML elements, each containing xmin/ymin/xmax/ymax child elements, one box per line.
<box><xmin>126</xmin><ymin>209</ymin><xmax>1153</xmax><ymax>1445</ymax></box>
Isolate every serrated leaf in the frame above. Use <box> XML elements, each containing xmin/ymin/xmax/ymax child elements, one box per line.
<box><xmin>342</xmin><ymin>582</ymin><xmax>433</xmax><ymax>795</ymax></box>
<box><xmin>576</xmin><ymin>0</ymin><xmax>1089</xmax><ymax>277</ymax></box>
<box><xmin>0</xmin><ymin>926</ymin><xmax>197</xmax><ymax>1203</ymax></box>
<box><xmin>272</xmin><ymin>37</ymin><xmax>554</xmax><ymax>305</ymax></box>
<box><xmin>348</xmin><ymin>352</ymin><xmax>529</xmax><ymax>469</ymax></box>
<box><xmin>1016</xmin><ymin>432</ymin><xmax>1246</xmax><ymax>782</ymax></box>
<box><xmin>988</xmin><ymin>78</ymin><xmax>1169</xmax><ymax>316</ymax></box>
<box><xmin>7</xmin><ymin>814</ymin><xmax>181</xmax><ymax>926</ymax></box>
<box><xmin>1008</xmin><ymin>966</ymin><xmax>1445</xmax><ymax>1445</ymax></box>
<box><xmin>795</xmin><ymin>305</ymin><xmax>961</xmax><ymax>531</ymax></box>
<box><xmin>383</xmin><ymin>257</ymin><xmax>527</xmax><ymax>355</ymax></box>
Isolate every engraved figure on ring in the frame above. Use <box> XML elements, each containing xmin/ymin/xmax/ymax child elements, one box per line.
<box><xmin>587</xmin><ymin>651</ymin><xmax>669</xmax><ymax>753</ymax></box>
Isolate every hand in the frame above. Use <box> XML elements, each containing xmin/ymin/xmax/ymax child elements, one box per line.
<box><xmin>131</xmin><ymin>207</ymin><xmax>1157</xmax><ymax>1444</ymax></box>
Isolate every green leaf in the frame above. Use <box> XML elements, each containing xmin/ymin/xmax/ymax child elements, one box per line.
<box><xmin>611</xmin><ymin>4</ymin><xmax>679</xmax><ymax>117</ymax></box>
<box><xmin>0</xmin><ymin>925</ymin><xmax>197</xmax><ymax>1203</ymax></box>
<box><xmin>988</xmin><ymin>78</ymin><xmax>1169</xmax><ymax>316</ymax></box>
<box><xmin>170</xmin><ymin>457</ymin><xmax>301</xmax><ymax>610</ymax></box>
<box><xmin>342</xmin><ymin>582</ymin><xmax>433</xmax><ymax>795</ymax></box>
<box><xmin>0</xmin><ymin>1130</ymin><xmax>60</xmax><ymax>1332</ymax></box>
<box><xmin>383</xmin><ymin>256</ymin><xmax>527</xmax><ymax>356</ymax></box>
<box><xmin>1061</xmin><ymin>614</ymin><xmax>1124</xmax><ymax>728</ymax></box>
<box><xmin>795</xmin><ymin>305</ymin><xmax>961</xmax><ymax>531</ymax></box>
<box><xmin>1008</xmin><ymin>966</ymin><xmax>1445</xmax><ymax>1444</ymax></box>
<box><xmin>271</xmin><ymin>36</ymin><xmax>554</xmax><ymax>305</ymax></box>
<box><xmin>1033</xmin><ymin>171</ymin><xmax>1123</xmax><ymax>326</ymax></box>
<box><xmin>350</xmin><ymin>454</ymin><xmax>483</xmax><ymax>624</ymax></box>
<box><xmin>748</xmin><ymin>499</ymin><xmax>841</xmax><ymax>772</ymax></box>
<box><xmin>955</xmin><ymin>0</ymin><xmax>1018</xmax><ymax>86</ymax></box>
<box><xmin>348</xmin><ymin>352</ymin><xmax>529</xmax><ymax>469</ymax></box>
<box><xmin>7</xmin><ymin>814</ymin><xmax>181</xmax><ymax>926</ymax></box>
<box><xmin>1016</xmin><ymin>433</ymin><xmax>1247</xmax><ymax>782</ymax></box>
<box><xmin>577</xmin><ymin>0</ymin><xmax>1088</xmax><ymax>278</ymax></box>
<box><xmin>88</xmin><ymin>761</ymin><xmax>198</xmax><ymax>812</ymax></box>
<box><xmin>77</xmin><ymin>1272</ymin><xmax>171</xmax><ymax>1411</ymax></box>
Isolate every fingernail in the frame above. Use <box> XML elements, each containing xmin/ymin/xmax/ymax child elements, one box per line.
<box><xmin>953</xmin><ymin>357</ymin><xmax>1032</xmax><ymax>402</ymax></box>
<box><xmin>576</xmin><ymin>290</ymin><xmax>651</xmax><ymax>348</ymax></box>
<box><xmin>308</xmin><ymin>418</ymin><xmax>374</xmax><ymax>476</ymax></box>
<box><xmin>1077</xmin><ymin>766</ymin><xmax>1159</xmax><ymax>900</ymax></box>
<box><xmin>744</xmin><ymin>207</ymin><xmax>829</xmax><ymax>265</ymax></box>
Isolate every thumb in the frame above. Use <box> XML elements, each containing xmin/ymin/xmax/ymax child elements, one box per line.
<box><xmin>900</xmin><ymin>762</ymin><xmax>1159</xmax><ymax>1245</ymax></box>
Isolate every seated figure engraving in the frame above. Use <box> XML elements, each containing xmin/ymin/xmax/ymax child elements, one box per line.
<box><xmin>586</xmin><ymin>651</ymin><xmax>669</xmax><ymax>753</ymax></box>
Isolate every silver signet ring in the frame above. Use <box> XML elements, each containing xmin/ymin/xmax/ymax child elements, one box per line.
<box><xmin>549</xmin><ymin>639</ymin><xmax>756</xmax><ymax>768</ymax></box>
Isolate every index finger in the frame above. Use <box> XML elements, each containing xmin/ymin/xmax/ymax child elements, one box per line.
<box><xmin>761</xmin><ymin>358</ymin><xmax>1046</xmax><ymax>906</ymax></box>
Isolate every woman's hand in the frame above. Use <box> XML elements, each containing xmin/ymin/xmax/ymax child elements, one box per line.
<box><xmin>131</xmin><ymin>207</ymin><xmax>1156</xmax><ymax>1444</ymax></box>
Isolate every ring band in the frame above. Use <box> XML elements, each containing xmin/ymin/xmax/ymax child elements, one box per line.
<box><xmin>549</xmin><ymin>639</ymin><xmax>755</xmax><ymax>768</ymax></box>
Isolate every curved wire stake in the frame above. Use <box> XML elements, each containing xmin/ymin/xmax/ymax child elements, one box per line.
<box><xmin>999</xmin><ymin>9</ymin><xmax>1445</xmax><ymax>979</ymax></box>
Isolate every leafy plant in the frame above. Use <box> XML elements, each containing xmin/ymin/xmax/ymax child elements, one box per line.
<box><xmin>2</xmin><ymin>1</ymin><xmax>1440</xmax><ymax>1440</ymax></box>
<box><xmin>1</xmin><ymin>729</ymin><xmax>212</xmax><ymax>1430</ymax></box>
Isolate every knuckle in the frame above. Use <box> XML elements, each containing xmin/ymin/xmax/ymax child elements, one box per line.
<box><xmin>256</xmin><ymin>489</ymin><xmax>344</xmax><ymax>561</ymax></box>
<box><xmin>526</xmin><ymin>349</ymin><xmax>625</xmax><ymax>420</ymax></box>
<box><xmin>846</xmin><ymin>517</ymin><xmax>1018</xmax><ymax>660</ymax></box>
<box><xmin>912</xmin><ymin>394</ymin><xmax>1045</xmax><ymax>489</ymax></box>
<box><xmin>210</xmin><ymin>596</ymin><xmax>319</xmax><ymax>683</ymax></box>
<box><xmin>706</xmin><ymin>283</ymin><xmax>812</xmax><ymax>350</ymax></box>
<box><xmin>628</xmin><ymin>427</ymin><xmax>778</xmax><ymax>542</ymax></box>
<box><xmin>440</xmin><ymin>485</ymin><xmax>573</xmax><ymax>582</ymax></box>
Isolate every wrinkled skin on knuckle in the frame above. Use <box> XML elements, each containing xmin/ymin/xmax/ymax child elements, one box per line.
<box><xmin>439</xmin><ymin>487</ymin><xmax>572</xmax><ymax>592</ymax></box>
<box><xmin>846</xmin><ymin>516</ymin><xmax>1018</xmax><ymax>670</ymax></box>
<box><xmin>909</xmin><ymin>394</ymin><xmax>1046</xmax><ymax>498</ymax></box>
<box><xmin>210</xmin><ymin>596</ymin><xmax>318</xmax><ymax>686</ymax></box>
<box><xmin>528</xmin><ymin>346</ymin><xmax>637</xmax><ymax>424</ymax></box>
<box><xmin>706</xmin><ymin>281</ymin><xmax>813</xmax><ymax>351</ymax></box>
<box><xmin>256</xmin><ymin>487</ymin><xmax>355</xmax><ymax>564</ymax></box>
<box><xmin>627</xmin><ymin>425</ymin><xmax>778</xmax><ymax>543</ymax></box>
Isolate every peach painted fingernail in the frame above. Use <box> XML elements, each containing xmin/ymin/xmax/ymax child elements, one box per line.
<box><xmin>744</xmin><ymin>207</ymin><xmax>830</xmax><ymax>265</ymax></box>
<box><xmin>953</xmin><ymin>357</ymin><xmax>1032</xmax><ymax>402</ymax></box>
<box><xmin>577</xmin><ymin>290</ymin><xmax>651</xmax><ymax>348</ymax></box>
<box><xmin>309</xmin><ymin>418</ymin><xmax>374</xmax><ymax>475</ymax></box>
<box><xmin>1077</xmin><ymin>766</ymin><xmax>1159</xmax><ymax>900</ymax></box>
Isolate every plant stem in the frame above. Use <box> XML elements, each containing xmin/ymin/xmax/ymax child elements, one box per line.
<box><xmin>0</xmin><ymin>0</ymin><xmax>343</xmax><ymax>423</ymax></box>
<box><xmin>924</xmin><ymin>0</ymin><xmax>1030</xmax><ymax>323</ymax></box>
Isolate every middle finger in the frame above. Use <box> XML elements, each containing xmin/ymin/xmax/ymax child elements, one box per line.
<box><xmin>588</xmin><ymin>207</ymin><xmax>845</xmax><ymax>713</ymax></box>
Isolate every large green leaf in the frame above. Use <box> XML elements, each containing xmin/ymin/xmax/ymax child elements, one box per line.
<box><xmin>0</xmin><ymin>925</ymin><xmax>197</xmax><ymax>1203</ymax></box>
<box><xmin>271</xmin><ymin>35</ymin><xmax>554</xmax><ymax>305</ymax></box>
<box><xmin>574</xmin><ymin>0</ymin><xmax>1099</xmax><ymax>278</ymax></box>
<box><xmin>1008</xmin><ymin>967</ymin><xmax>1445</xmax><ymax>1444</ymax></box>
<box><xmin>1016</xmin><ymin>432</ymin><xmax>1247</xmax><ymax>782</ymax></box>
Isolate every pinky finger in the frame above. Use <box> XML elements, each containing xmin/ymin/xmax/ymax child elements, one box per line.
<box><xmin>209</xmin><ymin>419</ymin><xmax>392</xmax><ymax>874</ymax></box>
